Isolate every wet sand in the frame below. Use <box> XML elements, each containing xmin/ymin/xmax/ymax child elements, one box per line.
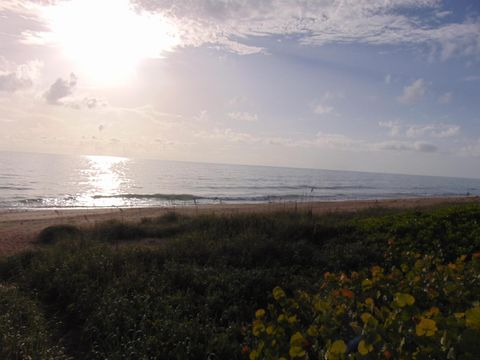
<box><xmin>0</xmin><ymin>196</ymin><xmax>478</xmax><ymax>257</ymax></box>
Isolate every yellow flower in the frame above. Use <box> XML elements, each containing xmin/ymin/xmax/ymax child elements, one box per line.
<box><xmin>277</xmin><ymin>314</ymin><xmax>286</xmax><ymax>322</ymax></box>
<box><xmin>255</xmin><ymin>309</ymin><xmax>266</xmax><ymax>319</ymax></box>
<box><xmin>425</xmin><ymin>306</ymin><xmax>440</xmax><ymax>317</ymax></box>
<box><xmin>288</xmin><ymin>315</ymin><xmax>298</xmax><ymax>325</ymax></box>
<box><xmin>290</xmin><ymin>332</ymin><xmax>305</xmax><ymax>346</ymax></box>
<box><xmin>361</xmin><ymin>278</ymin><xmax>373</xmax><ymax>290</ymax></box>
<box><xmin>314</xmin><ymin>299</ymin><xmax>327</xmax><ymax>312</ymax></box>
<box><xmin>416</xmin><ymin>318</ymin><xmax>438</xmax><ymax>336</ymax></box>
<box><xmin>307</xmin><ymin>325</ymin><xmax>318</xmax><ymax>337</ymax></box>
<box><xmin>394</xmin><ymin>293</ymin><xmax>415</xmax><ymax>307</ymax></box>
<box><xmin>328</xmin><ymin>340</ymin><xmax>347</xmax><ymax>359</ymax></box>
<box><xmin>454</xmin><ymin>312</ymin><xmax>465</xmax><ymax>319</ymax></box>
<box><xmin>266</xmin><ymin>326</ymin><xmax>274</xmax><ymax>335</ymax></box>
<box><xmin>371</xmin><ymin>265</ymin><xmax>383</xmax><ymax>277</ymax></box>
<box><xmin>252</xmin><ymin>320</ymin><xmax>265</xmax><ymax>337</ymax></box>
<box><xmin>466</xmin><ymin>306</ymin><xmax>480</xmax><ymax>330</ymax></box>
<box><xmin>289</xmin><ymin>346</ymin><xmax>306</xmax><ymax>358</ymax></box>
<box><xmin>361</xmin><ymin>312</ymin><xmax>372</xmax><ymax>324</ymax></box>
<box><xmin>358</xmin><ymin>340</ymin><xmax>374</xmax><ymax>355</ymax></box>
<box><xmin>249</xmin><ymin>350</ymin><xmax>258</xmax><ymax>360</ymax></box>
<box><xmin>365</xmin><ymin>298</ymin><xmax>374</xmax><ymax>306</ymax></box>
<box><xmin>273</xmin><ymin>286</ymin><xmax>286</xmax><ymax>301</ymax></box>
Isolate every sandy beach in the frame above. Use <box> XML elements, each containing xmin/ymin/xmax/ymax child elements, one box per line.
<box><xmin>0</xmin><ymin>195</ymin><xmax>478</xmax><ymax>257</ymax></box>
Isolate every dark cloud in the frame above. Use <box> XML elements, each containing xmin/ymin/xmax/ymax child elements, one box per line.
<box><xmin>415</xmin><ymin>142</ymin><xmax>438</xmax><ymax>153</ymax></box>
<box><xmin>44</xmin><ymin>73</ymin><xmax>77</xmax><ymax>105</ymax></box>
<box><xmin>83</xmin><ymin>97</ymin><xmax>107</xmax><ymax>109</ymax></box>
<box><xmin>0</xmin><ymin>71</ymin><xmax>32</xmax><ymax>92</ymax></box>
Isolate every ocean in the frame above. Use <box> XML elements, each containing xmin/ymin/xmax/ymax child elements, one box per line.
<box><xmin>0</xmin><ymin>151</ymin><xmax>479</xmax><ymax>209</ymax></box>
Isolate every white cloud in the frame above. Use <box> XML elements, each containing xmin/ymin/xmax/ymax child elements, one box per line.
<box><xmin>313</xmin><ymin>131</ymin><xmax>358</xmax><ymax>149</ymax></box>
<box><xmin>44</xmin><ymin>72</ymin><xmax>77</xmax><ymax>105</ymax></box>
<box><xmin>312</xmin><ymin>91</ymin><xmax>342</xmax><ymax>116</ymax></box>
<box><xmin>464</xmin><ymin>75</ymin><xmax>480</xmax><ymax>82</ymax></box>
<box><xmin>385</xmin><ymin>74</ymin><xmax>391</xmax><ymax>84</ymax></box>
<box><xmin>313</xmin><ymin>104</ymin><xmax>334</xmax><ymax>115</ymax></box>
<box><xmin>125</xmin><ymin>0</ymin><xmax>480</xmax><ymax>60</ymax></box>
<box><xmin>227</xmin><ymin>96</ymin><xmax>247</xmax><ymax>106</ymax></box>
<box><xmin>379</xmin><ymin>121</ymin><xmax>402</xmax><ymax>137</ymax></box>
<box><xmin>0</xmin><ymin>58</ymin><xmax>42</xmax><ymax>93</ymax></box>
<box><xmin>228</xmin><ymin>111</ymin><xmax>258</xmax><ymax>122</ymax></box>
<box><xmin>459</xmin><ymin>139</ymin><xmax>480</xmax><ymax>157</ymax></box>
<box><xmin>10</xmin><ymin>0</ymin><xmax>477</xmax><ymax>62</ymax></box>
<box><xmin>405</xmin><ymin>124</ymin><xmax>459</xmax><ymax>138</ymax></box>
<box><xmin>397</xmin><ymin>78</ymin><xmax>427</xmax><ymax>104</ymax></box>
<box><xmin>379</xmin><ymin>121</ymin><xmax>460</xmax><ymax>139</ymax></box>
<box><xmin>374</xmin><ymin>140</ymin><xmax>438</xmax><ymax>153</ymax></box>
<box><xmin>195</xmin><ymin>128</ymin><xmax>260</xmax><ymax>143</ymax></box>
<box><xmin>438</xmin><ymin>91</ymin><xmax>452</xmax><ymax>104</ymax></box>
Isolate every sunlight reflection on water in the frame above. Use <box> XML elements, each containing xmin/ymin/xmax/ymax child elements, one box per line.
<box><xmin>79</xmin><ymin>155</ymin><xmax>131</xmax><ymax>207</ymax></box>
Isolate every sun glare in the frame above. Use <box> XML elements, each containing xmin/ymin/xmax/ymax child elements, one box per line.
<box><xmin>39</xmin><ymin>0</ymin><xmax>179</xmax><ymax>85</ymax></box>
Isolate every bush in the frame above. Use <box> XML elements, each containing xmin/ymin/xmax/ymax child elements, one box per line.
<box><xmin>248</xmin><ymin>253</ymin><xmax>480</xmax><ymax>359</ymax></box>
<box><xmin>36</xmin><ymin>225</ymin><xmax>81</xmax><ymax>244</ymax></box>
<box><xmin>0</xmin><ymin>285</ymin><xmax>70</xmax><ymax>359</ymax></box>
<box><xmin>1</xmin><ymin>203</ymin><xmax>479</xmax><ymax>358</ymax></box>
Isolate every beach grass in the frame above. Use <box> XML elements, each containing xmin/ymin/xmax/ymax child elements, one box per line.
<box><xmin>1</xmin><ymin>203</ymin><xmax>480</xmax><ymax>359</ymax></box>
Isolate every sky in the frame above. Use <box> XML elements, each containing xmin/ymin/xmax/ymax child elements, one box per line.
<box><xmin>0</xmin><ymin>0</ymin><xmax>479</xmax><ymax>178</ymax></box>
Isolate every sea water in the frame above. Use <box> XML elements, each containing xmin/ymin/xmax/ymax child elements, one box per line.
<box><xmin>0</xmin><ymin>151</ymin><xmax>479</xmax><ymax>209</ymax></box>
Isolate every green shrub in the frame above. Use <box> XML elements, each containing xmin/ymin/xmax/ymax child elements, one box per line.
<box><xmin>0</xmin><ymin>203</ymin><xmax>479</xmax><ymax>358</ymax></box>
<box><xmin>248</xmin><ymin>253</ymin><xmax>480</xmax><ymax>359</ymax></box>
<box><xmin>0</xmin><ymin>285</ymin><xmax>70</xmax><ymax>359</ymax></box>
<box><xmin>36</xmin><ymin>224</ymin><xmax>81</xmax><ymax>244</ymax></box>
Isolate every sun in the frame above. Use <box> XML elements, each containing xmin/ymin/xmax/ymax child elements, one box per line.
<box><xmin>37</xmin><ymin>0</ymin><xmax>179</xmax><ymax>85</ymax></box>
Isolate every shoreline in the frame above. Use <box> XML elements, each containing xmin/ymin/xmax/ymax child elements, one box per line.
<box><xmin>1</xmin><ymin>195</ymin><xmax>479</xmax><ymax>257</ymax></box>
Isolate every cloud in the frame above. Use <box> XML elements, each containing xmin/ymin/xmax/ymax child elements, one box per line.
<box><xmin>405</xmin><ymin>124</ymin><xmax>459</xmax><ymax>138</ymax></box>
<box><xmin>464</xmin><ymin>75</ymin><xmax>480</xmax><ymax>82</ymax></box>
<box><xmin>0</xmin><ymin>72</ymin><xmax>32</xmax><ymax>92</ymax></box>
<box><xmin>312</xmin><ymin>91</ymin><xmax>342</xmax><ymax>116</ymax></box>
<box><xmin>459</xmin><ymin>139</ymin><xmax>480</xmax><ymax>157</ymax></box>
<box><xmin>385</xmin><ymin>74</ymin><xmax>392</xmax><ymax>85</ymax></box>
<box><xmin>375</xmin><ymin>140</ymin><xmax>438</xmax><ymax>153</ymax></box>
<box><xmin>438</xmin><ymin>91</ymin><xmax>452</xmax><ymax>104</ymax></box>
<box><xmin>0</xmin><ymin>58</ymin><xmax>42</xmax><ymax>92</ymax></box>
<box><xmin>44</xmin><ymin>73</ymin><xmax>77</xmax><ymax>105</ymax></box>
<box><xmin>227</xmin><ymin>96</ymin><xmax>247</xmax><ymax>106</ymax></box>
<box><xmin>314</xmin><ymin>104</ymin><xmax>334</xmax><ymax>115</ymax></box>
<box><xmin>127</xmin><ymin>0</ymin><xmax>480</xmax><ymax>60</ymax></box>
<box><xmin>379</xmin><ymin>121</ymin><xmax>460</xmax><ymax>139</ymax></box>
<box><xmin>195</xmin><ymin>128</ymin><xmax>260</xmax><ymax>143</ymax></box>
<box><xmin>397</xmin><ymin>78</ymin><xmax>427</xmax><ymax>104</ymax></box>
<box><xmin>313</xmin><ymin>132</ymin><xmax>358</xmax><ymax>149</ymax></box>
<box><xmin>379</xmin><ymin>121</ymin><xmax>402</xmax><ymax>137</ymax></box>
<box><xmin>228</xmin><ymin>111</ymin><xmax>258</xmax><ymax>122</ymax></box>
<box><xmin>82</xmin><ymin>97</ymin><xmax>108</xmax><ymax>109</ymax></box>
<box><xmin>414</xmin><ymin>142</ymin><xmax>437</xmax><ymax>152</ymax></box>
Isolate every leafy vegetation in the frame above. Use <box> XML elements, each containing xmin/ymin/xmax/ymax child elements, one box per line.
<box><xmin>0</xmin><ymin>203</ymin><xmax>479</xmax><ymax>359</ymax></box>
<box><xmin>248</xmin><ymin>253</ymin><xmax>480</xmax><ymax>359</ymax></box>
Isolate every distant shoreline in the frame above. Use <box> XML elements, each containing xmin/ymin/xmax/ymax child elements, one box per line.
<box><xmin>1</xmin><ymin>195</ymin><xmax>479</xmax><ymax>257</ymax></box>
